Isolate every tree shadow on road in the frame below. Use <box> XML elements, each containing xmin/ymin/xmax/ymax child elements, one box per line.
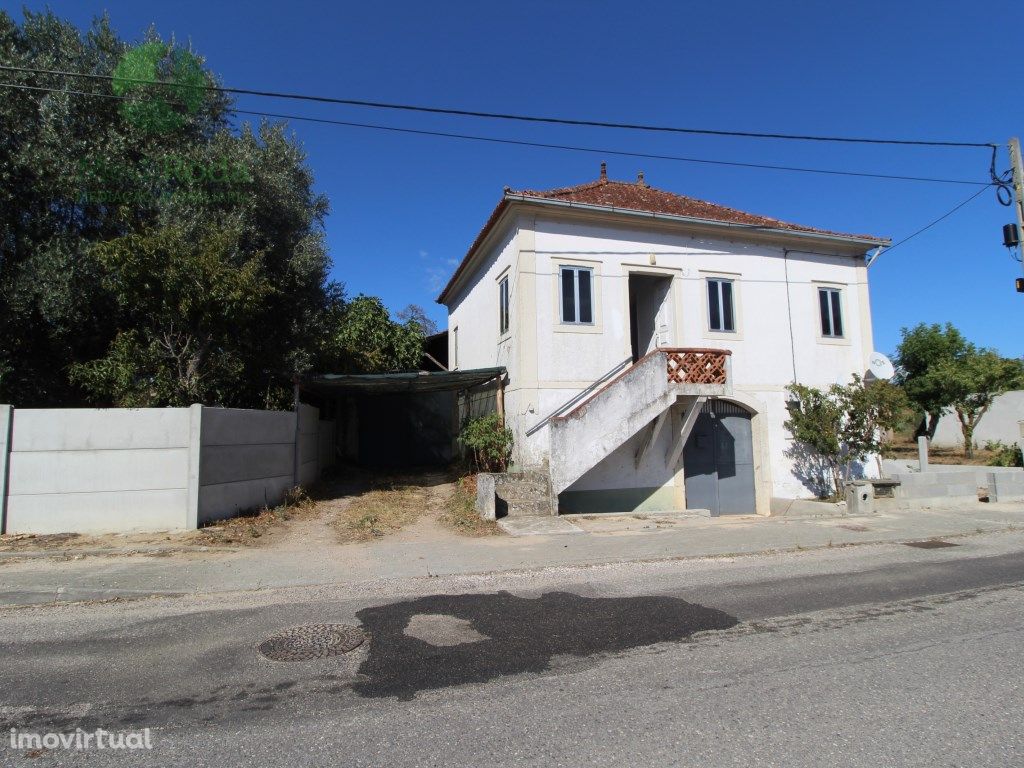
<box><xmin>353</xmin><ymin>591</ymin><xmax>738</xmax><ymax>700</ymax></box>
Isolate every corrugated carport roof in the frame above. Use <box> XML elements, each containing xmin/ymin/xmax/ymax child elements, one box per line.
<box><xmin>302</xmin><ymin>367</ymin><xmax>504</xmax><ymax>394</ymax></box>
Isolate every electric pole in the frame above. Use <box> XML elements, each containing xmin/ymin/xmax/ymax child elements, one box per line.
<box><xmin>1010</xmin><ymin>138</ymin><xmax>1024</xmax><ymax>284</ymax></box>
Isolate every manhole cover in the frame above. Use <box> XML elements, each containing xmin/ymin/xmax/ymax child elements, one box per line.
<box><xmin>258</xmin><ymin>624</ymin><xmax>365</xmax><ymax>661</ymax></box>
<box><xmin>904</xmin><ymin>540</ymin><xmax>959</xmax><ymax>549</ymax></box>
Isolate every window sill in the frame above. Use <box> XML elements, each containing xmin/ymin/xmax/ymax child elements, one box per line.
<box><xmin>703</xmin><ymin>329</ymin><xmax>743</xmax><ymax>342</ymax></box>
<box><xmin>554</xmin><ymin>323</ymin><xmax>603</xmax><ymax>334</ymax></box>
<box><xmin>817</xmin><ymin>335</ymin><xmax>851</xmax><ymax>347</ymax></box>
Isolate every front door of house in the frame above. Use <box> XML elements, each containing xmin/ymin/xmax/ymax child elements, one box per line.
<box><xmin>683</xmin><ymin>400</ymin><xmax>756</xmax><ymax>515</ymax></box>
<box><xmin>628</xmin><ymin>274</ymin><xmax>673</xmax><ymax>362</ymax></box>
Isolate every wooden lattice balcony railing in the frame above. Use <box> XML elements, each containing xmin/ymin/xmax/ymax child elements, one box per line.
<box><xmin>665</xmin><ymin>348</ymin><xmax>730</xmax><ymax>385</ymax></box>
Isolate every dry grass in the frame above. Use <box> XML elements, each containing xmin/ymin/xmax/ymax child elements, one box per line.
<box><xmin>440</xmin><ymin>475</ymin><xmax>500</xmax><ymax>537</ymax></box>
<box><xmin>195</xmin><ymin>487</ymin><xmax>319</xmax><ymax>547</ymax></box>
<box><xmin>0</xmin><ymin>487</ymin><xmax>320</xmax><ymax>554</ymax></box>
<box><xmin>884</xmin><ymin>435</ymin><xmax>995</xmax><ymax>466</ymax></box>
<box><xmin>334</xmin><ymin>483</ymin><xmax>427</xmax><ymax>542</ymax></box>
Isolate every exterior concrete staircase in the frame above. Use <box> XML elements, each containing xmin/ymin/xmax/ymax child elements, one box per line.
<box><xmin>547</xmin><ymin>348</ymin><xmax>732</xmax><ymax>504</ymax></box>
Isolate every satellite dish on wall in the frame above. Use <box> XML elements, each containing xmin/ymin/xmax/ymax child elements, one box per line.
<box><xmin>866</xmin><ymin>352</ymin><xmax>896</xmax><ymax>381</ymax></box>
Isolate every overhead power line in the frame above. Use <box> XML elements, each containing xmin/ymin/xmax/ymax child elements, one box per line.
<box><xmin>879</xmin><ymin>184</ymin><xmax>993</xmax><ymax>257</ymax></box>
<box><xmin>0</xmin><ymin>81</ymin><xmax>993</xmax><ymax>187</ymax></box>
<box><xmin>0</xmin><ymin>63</ymin><xmax>998</xmax><ymax>149</ymax></box>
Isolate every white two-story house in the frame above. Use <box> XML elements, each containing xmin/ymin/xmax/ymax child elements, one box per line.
<box><xmin>437</xmin><ymin>165</ymin><xmax>888</xmax><ymax>516</ymax></box>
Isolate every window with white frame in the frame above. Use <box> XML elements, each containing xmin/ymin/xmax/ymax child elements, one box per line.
<box><xmin>560</xmin><ymin>266</ymin><xmax>594</xmax><ymax>324</ymax></box>
<box><xmin>706</xmin><ymin>277</ymin><xmax>735</xmax><ymax>332</ymax></box>
<box><xmin>818</xmin><ymin>287</ymin><xmax>844</xmax><ymax>338</ymax></box>
<box><xmin>498</xmin><ymin>276</ymin><xmax>510</xmax><ymax>335</ymax></box>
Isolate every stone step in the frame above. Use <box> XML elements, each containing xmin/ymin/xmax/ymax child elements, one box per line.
<box><xmin>506</xmin><ymin>499</ymin><xmax>551</xmax><ymax>518</ymax></box>
<box><xmin>496</xmin><ymin>486</ymin><xmax>549</xmax><ymax>500</ymax></box>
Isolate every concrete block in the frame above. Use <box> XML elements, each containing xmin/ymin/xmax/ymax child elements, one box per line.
<box><xmin>200</xmin><ymin>407</ymin><xmax>294</xmax><ymax>446</ymax></box>
<box><xmin>197</xmin><ymin>475</ymin><xmax>293</xmax><ymax>523</ymax></box>
<box><xmin>199</xmin><ymin>443</ymin><xmax>293</xmax><ymax>486</ymax></box>
<box><xmin>987</xmin><ymin>471</ymin><xmax>1024</xmax><ymax>502</ymax></box>
<box><xmin>845</xmin><ymin>482</ymin><xmax>874</xmax><ymax>515</ymax></box>
<box><xmin>476</xmin><ymin>473</ymin><xmax>496</xmax><ymax>520</ymax></box>
<box><xmin>10</xmin><ymin>408</ymin><xmax>190</xmax><ymax>451</ymax></box>
<box><xmin>6</xmin><ymin>489</ymin><xmax>190</xmax><ymax>534</ymax></box>
<box><xmin>8</xmin><ymin>448</ymin><xmax>189</xmax><ymax>495</ymax></box>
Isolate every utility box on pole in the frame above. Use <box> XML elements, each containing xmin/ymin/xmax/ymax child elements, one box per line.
<box><xmin>1010</xmin><ymin>138</ymin><xmax>1024</xmax><ymax>287</ymax></box>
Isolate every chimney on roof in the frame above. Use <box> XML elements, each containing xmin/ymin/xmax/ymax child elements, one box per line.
<box><xmin>637</xmin><ymin>171</ymin><xmax>645</xmax><ymax>186</ymax></box>
<box><xmin>599</xmin><ymin>162</ymin><xmax>607</xmax><ymax>180</ymax></box>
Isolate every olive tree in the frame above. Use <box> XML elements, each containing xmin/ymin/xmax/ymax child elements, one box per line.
<box><xmin>785</xmin><ymin>376</ymin><xmax>906</xmax><ymax>498</ymax></box>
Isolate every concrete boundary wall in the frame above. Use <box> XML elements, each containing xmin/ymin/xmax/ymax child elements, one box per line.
<box><xmin>889</xmin><ymin>470</ymin><xmax>982</xmax><ymax>504</ymax></box>
<box><xmin>4</xmin><ymin>407</ymin><xmax>194</xmax><ymax>535</ymax></box>
<box><xmin>0</xmin><ymin>404</ymin><xmax>336</xmax><ymax>535</ymax></box>
<box><xmin>987</xmin><ymin>471</ymin><xmax>1024</xmax><ymax>502</ymax></box>
<box><xmin>197</xmin><ymin>407</ymin><xmax>297</xmax><ymax>526</ymax></box>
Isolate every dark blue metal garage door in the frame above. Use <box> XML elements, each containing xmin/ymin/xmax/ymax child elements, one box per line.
<box><xmin>683</xmin><ymin>400</ymin><xmax>755</xmax><ymax>516</ymax></box>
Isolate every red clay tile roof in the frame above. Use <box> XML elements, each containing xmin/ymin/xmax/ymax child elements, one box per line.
<box><xmin>513</xmin><ymin>174</ymin><xmax>883</xmax><ymax>240</ymax></box>
<box><xmin>437</xmin><ymin>170</ymin><xmax>887</xmax><ymax>304</ymax></box>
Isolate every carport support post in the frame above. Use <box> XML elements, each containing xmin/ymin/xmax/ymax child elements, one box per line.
<box><xmin>496</xmin><ymin>375</ymin><xmax>505</xmax><ymax>428</ymax></box>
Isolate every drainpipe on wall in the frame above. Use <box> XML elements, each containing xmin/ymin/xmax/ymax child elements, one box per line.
<box><xmin>782</xmin><ymin>249</ymin><xmax>798</xmax><ymax>383</ymax></box>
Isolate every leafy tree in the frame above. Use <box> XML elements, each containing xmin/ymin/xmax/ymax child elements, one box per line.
<box><xmin>893</xmin><ymin>323</ymin><xmax>969</xmax><ymax>439</ymax></box>
<box><xmin>397</xmin><ymin>304</ymin><xmax>439</xmax><ymax>336</ymax></box>
<box><xmin>785</xmin><ymin>376</ymin><xmax>906</xmax><ymax>498</ymax></box>
<box><xmin>328</xmin><ymin>296</ymin><xmax>425</xmax><ymax>374</ymax></box>
<box><xmin>0</xmin><ymin>10</ymin><xmax>339</xmax><ymax>408</ymax></box>
<box><xmin>69</xmin><ymin>221</ymin><xmax>275</xmax><ymax>406</ymax></box>
<box><xmin>929</xmin><ymin>349</ymin><xmax>1024</xmax><ymax>458</ymax></box>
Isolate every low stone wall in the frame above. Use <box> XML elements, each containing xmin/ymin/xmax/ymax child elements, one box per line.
<box><xmin>988</xmin><ymin>471</ymin><xmax>1024</xmax><ymax>502</ymax></box>
<box><xmin>889</xmin><ymin>470</ymin><xmax>980</xmax><ymax>504</ymax></box>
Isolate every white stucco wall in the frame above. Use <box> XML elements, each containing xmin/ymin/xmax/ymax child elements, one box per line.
<box><xmin>931</xmin><ymin>391</ymin><xmax>1024</xmax><ymax>448</ymax></box>
<box><xmin>443</xmin><ymin>204</ymin><xmax>878</xmax><ymax>501</ymax></box>
<box><xmin>523</xmin><ymin>214</ymin><xmax>873</xmax><ymax>498</ymax></box>
<box><xmin>446</xmin><ymin>223</ymin><xmax>518</xmax><ymax>376</ymax></box>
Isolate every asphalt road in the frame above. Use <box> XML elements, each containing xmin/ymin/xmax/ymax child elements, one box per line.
<box><xmin>3</xmin><ymin>534</ymin><xmax>1024</xmax><ymax>766</ymax></box>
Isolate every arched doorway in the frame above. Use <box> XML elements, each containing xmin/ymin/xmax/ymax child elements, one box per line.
<box><xmin>683</xmin><ymin>399</ymin><xmax>756</xmax><ymax>516</ymax></box>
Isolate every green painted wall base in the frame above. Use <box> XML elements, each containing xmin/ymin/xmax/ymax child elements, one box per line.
<box><xmin>558</xmin><ymin>486</ymin><xmax>680</xmax><ymax>514</ymax></box>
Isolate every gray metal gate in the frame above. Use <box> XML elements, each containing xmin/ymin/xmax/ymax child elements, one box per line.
<box><xmin>683</xmin><ymin>400</ymin><xmax>756</xmax><ymax>515</ymax></box>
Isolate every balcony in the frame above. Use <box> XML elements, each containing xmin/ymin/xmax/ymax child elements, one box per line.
<box><xmin>664</xmin><ymin>348</ymin><xmax>731</xmax><ymax>394</ymax></box>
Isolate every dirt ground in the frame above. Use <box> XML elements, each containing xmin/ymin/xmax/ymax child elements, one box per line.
<box><xmin>0</xmin><ymin>470</ymin><xmax>499</xmax><ymax>558</ymax></box>
<box><xmin>885</xmin><ymin>435</ymin><xmax>998</xmax><ymax>466</ymax></box>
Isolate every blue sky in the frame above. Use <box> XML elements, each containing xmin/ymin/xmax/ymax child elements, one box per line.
<box><xmin>10</xmin><ymin>0</ymin><xmax>1024</xmax><ymax>356</ymax></box>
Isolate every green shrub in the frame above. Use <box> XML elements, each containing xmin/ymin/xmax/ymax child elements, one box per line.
<box><xmin>458</xmin><ymin>413</ymin><xmax>513</xmax><ymax>472</ymax></box>
<box><xmin>985</xmin><ymin>440</ymin><xmax>1023</xmax><ymax>467</ymax></box>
